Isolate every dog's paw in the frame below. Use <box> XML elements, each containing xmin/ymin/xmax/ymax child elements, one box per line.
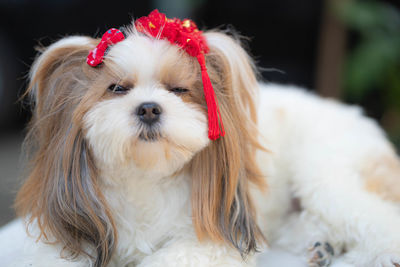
<box><xmin>308</xmin><ymin>242</ymin><xmax>335</xmax><ymax>267</ymax></box>
<box><xmin>374</xmin><ymin>253</ymin><xmax>400</xmax><ymax>267</ymax></box>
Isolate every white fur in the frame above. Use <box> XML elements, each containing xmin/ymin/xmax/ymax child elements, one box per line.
<box><xmin>85</xmin><ymin>35</ymin><xmax>209</xmax><ymax>178</ymax></box>
<box><xmin>254</xmin><ymin>84</ymin><xmax>400</xmax><ymax>267</ymax></box>
<box><xmin>2</xmin><ymin>33</ymin><xmax>400</xmax><ymax>267</ymax></box>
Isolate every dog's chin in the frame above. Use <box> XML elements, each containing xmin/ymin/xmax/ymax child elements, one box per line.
<box><xmin>85</xmin><ymin>105</ymin><xmax>209</xmax><ymax>178</ymax></box>
<box><xmin>86</xmin><ymin>120</ymin><xmax>208</xmax><ymax>179</ymax></box>
<box><xmin>106</xmin><ymin>127</ymin><xmax>197</xmax><ymax>177</ymax></box>
<box><xmin>138</xmin><ymin>127</ymin><xmax>162</xmax><ymax>142</ymax></box>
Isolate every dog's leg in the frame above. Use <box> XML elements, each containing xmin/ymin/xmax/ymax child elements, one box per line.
<box><xmin>289</xmin><ymin>154</ymin><xmax>400</xmax><ymax>267</ymax></box>
<box><xmin>271</xmin><ymin>211</ymin><xmax>343</xmax><ymax>267</ymax></box>
<box><xmin>308</xmin><ymin>241</ymin><xmax>335</xmax><ymax>267</ymax></box>
<box><xmin>257</xmin><ymin>83</ymin><xmax>400</xmax><ymax>266</ymax></box>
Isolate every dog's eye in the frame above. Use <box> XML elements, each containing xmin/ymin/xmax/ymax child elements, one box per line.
<box><xmin>107</xmin><ymin>84</ymin><xmax>130</xmax><ymax>94</ymax></box>
<box><xmin>169</xmin><ymin>87</ymin><xmax>189</xmax><ymax>94</ymax></box>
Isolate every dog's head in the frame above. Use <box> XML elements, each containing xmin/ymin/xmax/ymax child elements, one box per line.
<box><xmin>16</xmin><ymin>14</ymin><xmax>265</xmax><ymax>267</ymax></box>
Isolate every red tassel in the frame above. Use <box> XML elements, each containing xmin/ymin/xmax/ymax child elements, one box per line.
<box><xmin>134</xmin><ymin>10</ymin><xmax>224</xmax><ymax>140</ymax></box>
<box><xmin>197</xmin><ymin>53</ymin><xmax>225</xmax><ymax>140</ymax></box>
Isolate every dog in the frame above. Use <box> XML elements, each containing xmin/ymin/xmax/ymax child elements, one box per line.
<box><xmin>7</xmin><ymin>9</ymin><xmax>400</xmax><ymax>267</ymax></box>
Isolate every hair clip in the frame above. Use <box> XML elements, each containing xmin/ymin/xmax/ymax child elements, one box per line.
<box><xmin>87</xmin><ymin>28</ymin><xmax>125</xmax><ymax>67</ymax></box>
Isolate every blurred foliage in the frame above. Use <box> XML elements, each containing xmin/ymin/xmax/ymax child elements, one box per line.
<box><xmin>336</xmin><ymin>0</ymin><xmax>400</xmax><ymax>150</ymax></box>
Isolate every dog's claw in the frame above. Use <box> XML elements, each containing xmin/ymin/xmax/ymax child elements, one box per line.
<box><xmin>308</xmin><ymin>242</ymin><xmax>334</xmax><ymax>267</ymax></box>
<box><xmin>324</xmin><ymin>242</ymin><xmax>334</xmax><ymax>256</ymax></box>
<box><xmin>308</xmin><ymin>242</ymin><xmax>321</xmax><ymax>252</ymax></box>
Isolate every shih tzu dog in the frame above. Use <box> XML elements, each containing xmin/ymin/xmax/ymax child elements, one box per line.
<box><xmin>7</xmin><ymin>9</ymin><xmax>400</xmax><ymax>267</ymax></box>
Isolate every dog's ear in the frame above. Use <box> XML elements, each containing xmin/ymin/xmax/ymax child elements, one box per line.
<box><xmin>204</xmin><ymin>31</ymin><xmax>260</xmax><ymax>123</ymax></box>
<box><xmin>191</xmin><ymin>31</ymin><xmax>266</xmax><ymax>256</ymax></box>
<box><xmin>26</xmin><ymin>36</ymin><xmax>98</xmax><ymax>115</ymax></box>
<box><xmin>16</xmin><ymin>36</ymin><xmax>116</xmax><ymax>267</ymax></box>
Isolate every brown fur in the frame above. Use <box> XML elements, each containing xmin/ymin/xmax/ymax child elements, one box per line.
<box><xmin>190</xmin><ymin>32</ymin><xmax>266</xmax><ymax>256</ymax></box>
<box><xmin>15</xmin><ymin>38</ymin><xmax>117</xmax><ymax>267</ymax></box>
<box><xmin>15</xmin><ymin>29</ymin><xmax>266</xmax><ymax>267</ymax></box>
<box><xmin>158</xmin><ymin>46</ymin><xmax>200</xmax><ymax>105</ymax></box>
<box><xmin>363</xmin><ymin>154</ymin><xmax>400</xmax><ymax>202</ymax></box>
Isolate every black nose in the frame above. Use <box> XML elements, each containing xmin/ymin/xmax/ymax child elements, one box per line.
<box><xmin>136</xmin><ymin>102</ymin><xmax>162</xmax><ymax>125</ymax></box>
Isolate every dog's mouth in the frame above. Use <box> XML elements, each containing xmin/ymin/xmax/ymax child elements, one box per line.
<box><xmin>138</xmin><ymin>126</ymin><xmax>162</xmax><ymax>142</ymax></box>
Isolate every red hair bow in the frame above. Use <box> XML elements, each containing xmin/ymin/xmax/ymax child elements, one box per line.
<box><xmin>87</xmin><ymin>28</ymin><xmax>125</xmax><ymax>67</ymax></box>
<box><xmin>87</xmin><ymin>10</ymin><xmax>225</xmax><ymax>140</ymax></box>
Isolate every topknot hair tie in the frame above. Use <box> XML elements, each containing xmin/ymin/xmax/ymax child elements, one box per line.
<box><xmin>87</xmin><ymin>9</ymin><xmax>225</xmax><ymax>140</ymax></box>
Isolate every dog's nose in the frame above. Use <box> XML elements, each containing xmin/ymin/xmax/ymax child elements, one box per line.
<box><xmin>136</xmin><ymin>102</ymin><xmax>162</xmax><ymax>125</ymax></box>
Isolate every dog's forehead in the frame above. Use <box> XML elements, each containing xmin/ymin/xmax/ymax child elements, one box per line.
<box><xmin>105</xmin><ymin>34</ymin><xmax>183</xmax><ymax>78</ymax></box>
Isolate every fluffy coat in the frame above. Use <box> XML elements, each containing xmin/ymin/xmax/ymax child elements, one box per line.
<box><xmin>4</xmin><ymin>22</ymin><xmax>400</xmax><ymax>267</ymax></box>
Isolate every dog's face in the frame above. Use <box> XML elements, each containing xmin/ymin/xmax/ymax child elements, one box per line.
<box><xmin>84</xmin><ymin>35</ymin><xmax>209</xmax><ymax>177</ymax></box>
<box><xmin>16</xmin><ymin>22</ymin><xmax>265</xmax><ymax>267</ymax></box>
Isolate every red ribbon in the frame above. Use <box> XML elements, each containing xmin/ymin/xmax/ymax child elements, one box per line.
<box><xmin>87</xmin><ymin>28</ymin><xmax>125</xmax><ymax>67</ymax></box>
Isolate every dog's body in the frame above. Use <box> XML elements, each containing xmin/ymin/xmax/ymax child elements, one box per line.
<box><xmin>4</xmin><ymin>15</ymin><xmax>400</xmax><ymax>267</ymax></box>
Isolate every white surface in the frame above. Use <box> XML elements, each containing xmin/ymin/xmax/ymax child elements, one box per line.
<box><xmin>0</xmin><ymin>220</ymin><xmax>26</xmax><ymax>267</ymax></box>
<box><xmin>257</xmin><ymin>249</ymin><xmax>306</xmax><ymax>267</ymax></box>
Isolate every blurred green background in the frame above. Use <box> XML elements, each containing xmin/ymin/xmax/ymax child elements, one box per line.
<box><xmin>338</xmin><ymin>0</ymin><xmax>400</xmax><ymax>150</ymax></box>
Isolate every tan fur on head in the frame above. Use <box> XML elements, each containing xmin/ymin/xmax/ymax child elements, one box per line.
<box><xmin>15</xmin><ymin>36</ymin><xmax>117</xmax><ymax>267</ymax></box>
<box><xmin>191</xmin><ymin>31</ymin><xmax>266</xmax><ymax>255</ymax></box>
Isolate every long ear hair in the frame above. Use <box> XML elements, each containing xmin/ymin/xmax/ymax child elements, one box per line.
<box><xmin>15</xmin><ymin>36</ymin><xmax>116</xmax><ymax>267</ymax></box>
<box><xmin>190</xmin><ymin>31</ymin><xmax>266</xmax><ymax>256</ymax></box>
